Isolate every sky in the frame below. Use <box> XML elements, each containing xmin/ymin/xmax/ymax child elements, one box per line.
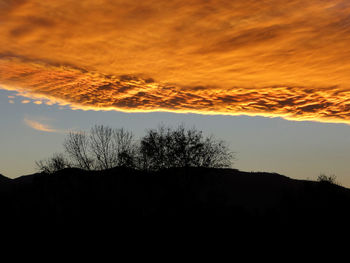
<box><xmin>1</xmin><ymin>0</ymin><xmax>350</xmax><ymax>186</ymax></box>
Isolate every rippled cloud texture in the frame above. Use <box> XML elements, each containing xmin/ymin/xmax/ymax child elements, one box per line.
<box><xmin>1</xmin><ymin>0</ymin><xmax>350</xmax><ymax>123</ymax></box>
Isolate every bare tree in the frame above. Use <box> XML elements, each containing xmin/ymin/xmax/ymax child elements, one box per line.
<box><xmin>140</xmin><ymin>125</ymin><xmax>173</xmax><ymax>170</ymax></box>
<box><xmin>169</xmin><ymin>125</ymin><xmax>206</xmax><ymax>167</ymax></box>
<box><xmin>89</xmin><ymin>126</ymin><xmax>136</xmax><ymax>169</ymax></box>
<box><xmin>36</xmin><ymin>153</ymin><xmax>70</xmax><ymax>174</ymax></box>
<box><xmin>113</xmin><ymin>128</ymin><xmax>136</xmax><ymax>168</ymax></box>
<box><xmin>62</xmin><ymin>126</ymin><xmax>136</xmax><ymax>170</ymax></box>
<box><xmin>140</xmin><ymin>125</ymin><xmax>233</xmax><ymax>171</ymax></box>
<box><xmin>199</xmin><ymin>136</ymin><xmax>233</xmax><ymax>168</ymax></box>
<box><xmin>90</xmin><ymin>125</ymin><xmax>116</xmax><ymax>170</ymax></box>
<box><xmin>63</xmin><ymin>131</ymin><xmax>93</xmax><ymax>170</ymax></box>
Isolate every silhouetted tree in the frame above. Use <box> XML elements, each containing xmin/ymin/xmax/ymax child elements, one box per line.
<box><xmin>113</xmin><ymin>128</ymin><xmax>136</xmax><ymax>168</ymax></box>
<box><xmin>62</xmin><ymin>126</ymin><xmax>136</xmax><ymax>170</ymax></box>
<box><xmin>63</xmin><ymin>131</ymin><xmax>94</xmax><ymax>170</ymax></box>
<box><xmin>317</xmin><ymin>174</ymin><xmax>338</xmax><ymax>185</ymax></box>
<box><xmin>90</xmin><ymin>125</ymin><xmax>115</xmax><ymax>169</ymax></box>
<box><xmin>139</xmin><ymin>125</ymin><xmax>172</xmax><ymax>170</ymax></box>
<box><xmin>36</xmin><ymin>153</ymin><xmax>70</xmax><ymax>174</ymax></box>
<box><xmin>140</xmin><ymin>125</ymin><xmax>233</xmax><ymax>171</ymax></box>
<box><xmin>90</xmin><ymin>125</ymin><xmax>136</xmax><ymax>169</ymax></box>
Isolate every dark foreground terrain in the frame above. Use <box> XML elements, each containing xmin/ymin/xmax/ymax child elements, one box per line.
<box><xmin>1</xmin><ymin>167</ymin><xmax>350</xmax><ymax>225</ymax></box>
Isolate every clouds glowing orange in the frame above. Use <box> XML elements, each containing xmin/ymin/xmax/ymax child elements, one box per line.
<box><xmin>24</xmin><ymin>118</ymin><xmax>60</xmax><ymax>133</ymax></box>
<box><xmin>2</xmin><ymin>0</ymin><xmax>350</xmax><ymax>123</ymax></box>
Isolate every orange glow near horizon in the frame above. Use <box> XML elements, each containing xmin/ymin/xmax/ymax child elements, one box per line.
<box><xmin>2</xmin><ymin>0</ymin><xmax>350</xmax><ymax>123</ymax></box>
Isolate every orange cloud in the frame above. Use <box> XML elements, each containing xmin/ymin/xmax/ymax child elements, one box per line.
<box><xmin>2</xmin><ymin>0</ymin><xmax>350</xmax><ymax>123</ymax></box>
<box><xmin>24</xmin><ymin>118</ymin><xmax>61</xmax><ymax>133</ymax></box>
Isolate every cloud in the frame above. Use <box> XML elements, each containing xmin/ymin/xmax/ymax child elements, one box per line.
<box><xmin>24</xmin><ymin>118</ymin><xmax>63</xmax><ymax>133</ymax></box>
<box><xmin>1</xmin><ymin>0</ymin><xmax>350</xmax><ymax>123</ymax></box>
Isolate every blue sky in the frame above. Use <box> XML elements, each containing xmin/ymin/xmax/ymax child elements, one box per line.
<box><xmin>1</xmin><ymin>89</ymin><xmax>350</xmax><ymax>187</ymax></box>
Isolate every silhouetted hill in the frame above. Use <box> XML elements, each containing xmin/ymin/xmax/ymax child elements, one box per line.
<box><xmin>0</xmin><ymin>173</ymin><xmax>11</xmax><ymax>183</ymax></box>
<box><xmin>1</xmin><ymin>167</ymin><xmax>350</xmax><ymax>225</ymax></box>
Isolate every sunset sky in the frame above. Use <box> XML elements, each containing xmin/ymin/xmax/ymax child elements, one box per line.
<box><xmin>1</xmin><ymin>0</ymin><xmax>350</xmax><ymax>185</ymax></box>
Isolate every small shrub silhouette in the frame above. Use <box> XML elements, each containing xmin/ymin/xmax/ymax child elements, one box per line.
<box><xmin>317</xmin><ymin>174</ymin><xmax>338</xmax><ymax>185</ymax></box>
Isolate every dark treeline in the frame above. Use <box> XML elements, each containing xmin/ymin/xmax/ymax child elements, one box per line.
<box><xmin>36</xmin><ymin>124</ymin><xmax>234</xmax><ymax>174</ymax></box>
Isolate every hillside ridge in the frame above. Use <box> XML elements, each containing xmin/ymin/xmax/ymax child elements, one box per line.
<box><xmin>0</xmin><ymin>167</ymin><xmax>349</xmax><ymax>223</ymax></box>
